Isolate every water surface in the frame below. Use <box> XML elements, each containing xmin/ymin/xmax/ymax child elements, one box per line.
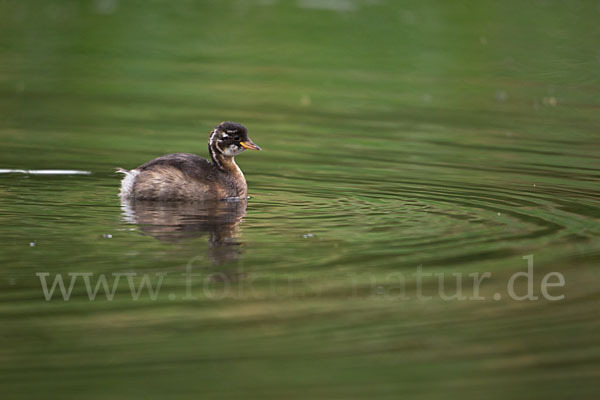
<box><xmin>1</xmin><ymin>1</ymin><xmax>599</xmax><ymax>399</ymax></box>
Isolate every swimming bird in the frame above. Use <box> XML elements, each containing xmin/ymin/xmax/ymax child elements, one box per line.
<box><xmin>118</xmin><ymin>121</ymin><xmax>261</xmax><ymax>201</ymax></box>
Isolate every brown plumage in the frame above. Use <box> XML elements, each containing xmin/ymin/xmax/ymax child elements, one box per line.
<box><xmin>118</xmin><ymin>122</ymin><xmax>261</xmax><ymax>201</ymax></box>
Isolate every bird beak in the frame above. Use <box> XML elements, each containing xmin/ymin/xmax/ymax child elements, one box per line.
<box><xmin>241</xmin><ymin>139</ymin><xmax>262</xmax><ymax>151</ymax></box>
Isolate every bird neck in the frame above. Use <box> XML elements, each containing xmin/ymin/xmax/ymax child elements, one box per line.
<box><xmin>208</xmin><ymin>131</ymin><xmax>234</xmax><ymax>173</ymax></box>
<box><xmin>210</xmin><ymin>148</ymin><xmax>247</xmax><ymax>198</ymax></box>
<box><xmin>210</xmin><ymin>144</ymin><xmax>242</xmax><ymax>174</ymax></box>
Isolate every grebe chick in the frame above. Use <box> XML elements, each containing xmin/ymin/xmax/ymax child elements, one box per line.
<box><xmin>118</xmin><ymin>121</ymin><xmax>261</xmax><ymax>201</ymax></box>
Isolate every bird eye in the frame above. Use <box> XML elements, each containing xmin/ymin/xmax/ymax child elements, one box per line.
<box><xmin>234</xmin><ymin>136</ymin><xmax>240</xmax><ymax>141</ymax></box>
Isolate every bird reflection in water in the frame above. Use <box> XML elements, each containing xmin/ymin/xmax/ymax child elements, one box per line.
<box><xmin>120</xmin><ymin>198</ymin><xmax>247</xmax><ymax>266</ymax></box>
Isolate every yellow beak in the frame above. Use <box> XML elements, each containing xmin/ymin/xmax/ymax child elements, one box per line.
<box><xmin>240</xmin><ymin>140</ymin><xmax>262</xmax><ymax>151</ymax></box>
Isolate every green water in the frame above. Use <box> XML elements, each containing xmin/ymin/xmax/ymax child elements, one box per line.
<box><xmin>1</xmin><ymin>1</ymin><xmax>599</xmax><ymax>398</ymax></box>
